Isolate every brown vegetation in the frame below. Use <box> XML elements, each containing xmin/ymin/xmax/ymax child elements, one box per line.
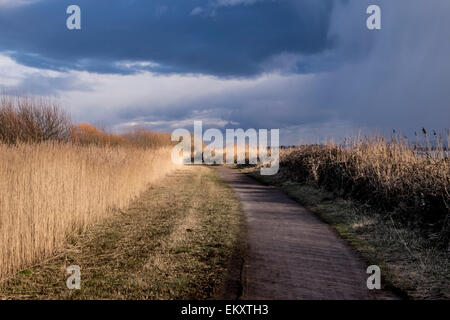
<box><xmin>0</xmin><ymin>93</ymin><xmax>172</xmax><ymax>148</ymax></box>
<box><xmin>0</xmin><ymin>142</ymin><xmax>177</xmax><ymax>280</ymax></box>
<box><xmin>278</xmin><ymin>134</ymin><xmax>449</xmax><ymax>248</ymax></box>
<box><xmin>71</xmin><ymin>124</ymin><xmax>171</xmax><ymax>148</ymax></box>
<box><xmin>0</xmin><ymin>94</ymin><xmax>178</xmax><ymax>280</ymax></box>
<box><xmin>0</xmin><ymin>167</ymin><xmax>244</xmax><ymax>299</ymax></box>
<box><xmin>0</xmin><ymin>94</ymin><xmax>71</xmax><ymax>144</ymax></box>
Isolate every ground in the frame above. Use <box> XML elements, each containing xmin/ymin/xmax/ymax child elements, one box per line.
<box><xmin>216</xmin><ymin>166</ymin><xmax>396</xmax><ymax>300</ymax></box>
<box><xmin>242</xmin><ymin>166</ymin><xmax>450</xmax><ymax>300</ymax></box>
<box><xmin>1</xmin><ymin>165</ymin><xmax>447</xmax><ymax>300</ymax></box>
<box><xmin>0</xmin><ymin>166</ymin><xmax>245</xmax><ymax>300</ymax></box>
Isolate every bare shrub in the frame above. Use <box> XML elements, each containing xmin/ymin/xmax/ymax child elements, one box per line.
<box><xmin>0</xmin><ymin>94</ymin><xmax>72</xmax><ymax>144</ymax></box>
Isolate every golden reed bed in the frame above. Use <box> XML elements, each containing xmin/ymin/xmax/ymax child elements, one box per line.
<box><xmin>0</xmin><ymin>142</ymin><xmax>178</xmax><ymax>279</ymax></box>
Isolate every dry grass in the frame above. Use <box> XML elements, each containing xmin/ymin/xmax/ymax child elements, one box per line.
<box><xmin>0</xmin><ymin>142</ymin><xmax>178</xmax><ymax>280</ymax></box>
<box><xmin>243</xmin><ymin>132</ymin><xmax>449</xmax><ymax>299</ymax></box>
<box><xmin>0</xmin><ymin>166</ymin><xmax>244</xmax><ymax>300</ymax></box>
<box><xmin>71</xmin><ymin>124</ymin><xmax>171</xmax><ymax>148</ymax></box>
<box><xmin>0</xmin><ymin>93</ymin><xmax>178</xmax><ymax>280</ymax></box>
<box><xmin>278</xmin><ymin>134</ymin><xmax>449</xmax><ymax>247</ymax></box>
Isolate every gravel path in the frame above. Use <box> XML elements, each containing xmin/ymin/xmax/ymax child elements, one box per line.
<box><xmin>216</xmin><ymin>166</ymin><xmax>397</xmax><ymax>300</ymax></box>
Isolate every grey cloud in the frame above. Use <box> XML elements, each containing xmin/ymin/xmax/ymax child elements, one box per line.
<box><xmin>0</xmin><ymin>0</ymin><xmax>336</xmax><ymax>77</ymax></box>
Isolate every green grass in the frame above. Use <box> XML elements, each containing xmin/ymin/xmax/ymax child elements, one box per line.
<box><xmin>242</xmin><ymin>166</ymin><xmax>450</xmax><ymax>300</ymax></box>
<box><xmin>0</xmin><ymin>166</ymin><xmax>245</xmax><ymax>300</ymax></box>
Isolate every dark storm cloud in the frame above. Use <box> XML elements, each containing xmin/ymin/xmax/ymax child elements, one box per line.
<box><xmin>307</xmin><ymin>0</ymin><xmax>450</xmax><ymax>133</ymax></box>
<box><xmin>108</xmin><ymin>0</ymin><xmax>450</xmax><ymax>140</ymax></box>
<box><xmin>1</xmin><ymin>0</ymin><xmax>448</xmax><ymax>145</ymax></box>
<box><xmin>0</xmin><ymin>0</ymin><xmax>335</xmax><ymax>76</ymax></box>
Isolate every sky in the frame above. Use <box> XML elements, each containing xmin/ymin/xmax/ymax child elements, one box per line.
<box><xmin>0</xmin><ymin>0</ymin><xmax>449</xmax><ymax>144</ymax></box>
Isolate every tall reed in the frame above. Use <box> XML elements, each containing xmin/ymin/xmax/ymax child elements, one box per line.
<box><xmin>0</xmin><ymin>142</ymin><xmax>178</xmax><ymax>279</ymax></box>
<box><xmin>279</xmin><ymin>134</ymin><xmax>449</xmax><ymax>247</ymax></box>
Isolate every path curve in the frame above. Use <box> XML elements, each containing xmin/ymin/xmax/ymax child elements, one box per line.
<box><xmin>216</xmin><ymin>166</ymin><xmax>396</xmax><ymax>300</ymax></box>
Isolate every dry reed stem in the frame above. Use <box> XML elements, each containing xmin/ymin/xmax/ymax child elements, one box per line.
<box><xmin>0</xmin><ymin>142</ymin><xmax>178</xmax><ymax>279</ymax></box>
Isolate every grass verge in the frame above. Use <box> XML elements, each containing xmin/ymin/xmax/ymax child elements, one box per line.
<box><xmin>0</xmin><ymin>166</ymin><xmax>245</xmax><ymax>300</ymax></box>
<box><xmin>240</xmin><ymin>166</ymin><xmax>449</xmax><ymax>300</ymax></box>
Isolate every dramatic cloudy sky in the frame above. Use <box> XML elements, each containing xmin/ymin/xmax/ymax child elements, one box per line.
<box><xmin>0</xmin><ymin>0</ymin><xmax>449</xmax><ymax>144</ymax></box>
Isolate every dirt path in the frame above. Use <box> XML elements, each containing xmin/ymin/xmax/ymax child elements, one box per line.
<box><xmin>216</xmin><ymin>166</ymin><xmax>396</xmax><ymax>300</ymax></box>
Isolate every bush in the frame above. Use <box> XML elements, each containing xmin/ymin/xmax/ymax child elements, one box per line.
<box><xmin>71</xmin><ymin>125</ymin><xmax>172</xmax><ymax>148</ymax></box>
<box><xmin>0</xmin><ymin>94</ymin><xmax>72</xmax><ymax>144</ymax></box>
<box><xmin>121</xmin><ymin>128</ymin><xmax>172</xmax><ymax>149</ymax></box>
<box><xmin>71</xmin><ymin>123</ymin><xmax>126</xmax><ymax>146</ymax></box>
<box><xmin>279</xmin><ymin>135</ymin><xmax>450</xmax><ymax>247</ymax></box>
<box><xmin>0</xmin><ymin>94</ymin><xmax>172</xmax><ymax>148</ymax></box>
